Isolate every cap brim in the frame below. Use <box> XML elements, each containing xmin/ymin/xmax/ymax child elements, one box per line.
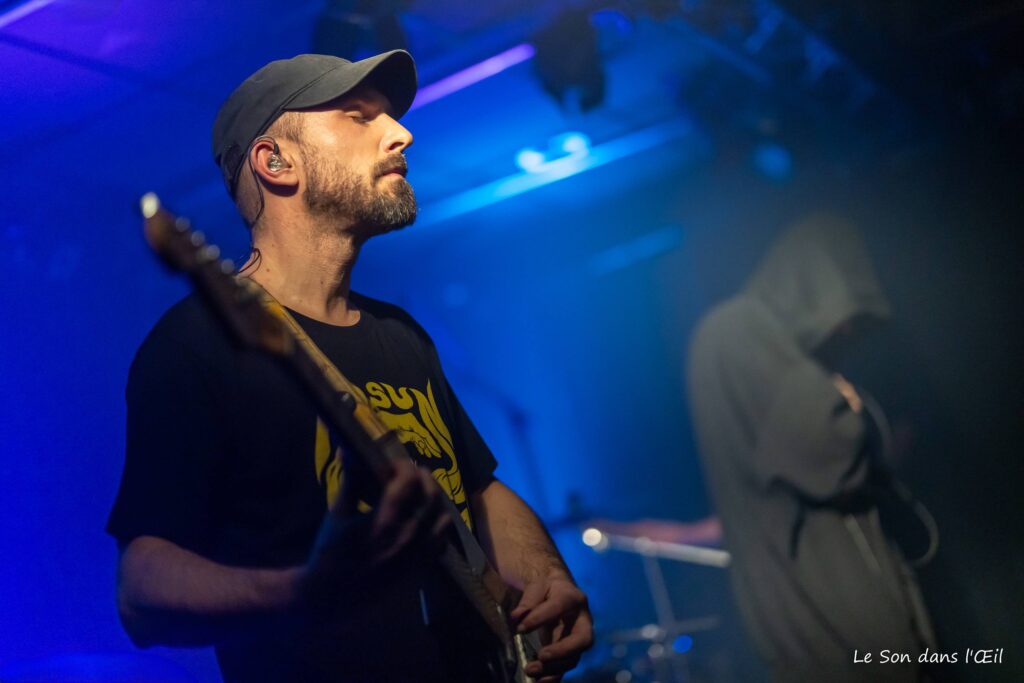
<box><xmin>285</xmin><ymin>50</ymin><xmax>417</xmax><ymax>118</ymax></box>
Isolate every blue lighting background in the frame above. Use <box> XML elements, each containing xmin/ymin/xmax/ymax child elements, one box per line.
<box><xmin>1</xmin><ymin>1</ymin><xmax>1022</xmax><ymax>681</ymax></box>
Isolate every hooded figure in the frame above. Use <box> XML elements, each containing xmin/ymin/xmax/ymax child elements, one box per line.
<box><xmin>687</xmin><ymin>214</ymin><xmax>935</xmax><ymax>682</ymax></box>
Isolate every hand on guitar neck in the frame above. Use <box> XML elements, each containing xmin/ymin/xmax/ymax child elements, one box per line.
<box><xmin>510</xmin><ymin>574</ymin><xmax>591</xmax><ymax>681</ymax></box>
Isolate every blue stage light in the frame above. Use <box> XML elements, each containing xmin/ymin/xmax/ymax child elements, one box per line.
<box><xmin>515</xmin><ymin>148</ymin><xmax>548</xmax><ymax>173</ymax></box>
<box><xmin>0</xmin><ymin>0</ymin><xmax>57</xmax><ymax>30</ymax></box>
<box><xmin>672</xmin><ymin>634</ymin><xmax>694</xmax><ymax>654</ymax></box>
<box><xmin>421</xmin><ymin>118</ymin><xmax>701</xmax><ymax>226</ymax></box>
<box><xmin>554</xmin><ymin>132</ymin><xmax>591</xmax><ymax>155</ymax></box>
<box><xmin>412</xmin><ymin>43</ymin><xmax>536</xmax><ymax>111</ymax></box>
<box><xmin>589</xmin><ymin>226</ymin><xmax>682</xmax><ymax>276</ymax></box>
<box><xmin>752</xmin><ymin>142</ymin><xmax>793</xmax><ymax>181</ymax></box>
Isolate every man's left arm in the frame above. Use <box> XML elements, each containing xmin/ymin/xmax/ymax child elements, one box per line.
<box><xmin>471</xmin><ymin>478</ymin><xmax>593</xmax><ymax>682</ymax></box>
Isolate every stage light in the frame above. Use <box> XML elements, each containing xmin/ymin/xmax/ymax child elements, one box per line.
<box><xmin>582</xmin><ymin>527</ymin><xmax>611</xmax><ymax>552</ymax></box>
<box><xmin>0</xmin><ymin>0</ymin><xmax>57</xmax><ymax>30</ymax></box>
<box><xmin>641</xmin><ymin>624</ymin><xmax>661</xmax><ymax>640</ymax></box>
<box><xmin>589</xmin><ymin>226</ymin><xmax>682</xmax><ymax>276</ymax></box>
<box><xmin>412</xmin><ymin>44</ymin><xmax>535</xmax><ymax>111</ymax></box>
<box><xmin>581</xmin><ymin>527</ymin><xmax>604</xmax><ymax>547</ymax></box>
<box><xmin>672</xmin><ymin>634</ymin><xmax>694</xmax><ymax>654</ymax></box>
<box><xmin>752</xmin><ymin>141</ymin><xmax>792</xmax><ymax>181</ymax></box>
<box><xmin>515</xmin><ymin>148</ymin><xmax>547</xmax><ymax>173</ymax></box>
<box><xmin>312</xmin><ymin>0</ymin><xmax>411</xmax><ymax>60</ymax></box>
<box><xmin>554</xmin><ymin>132</ymin><xmax>591</xmax><ymax>155</ymax></box>
<box><xmin>515</xmin><ymin>132</ymin><xmax>592</xmax><ymax>174</ymax></box>
<box><xmin>532</xmin><ymin>9</ymin><xmax>606</xmax><ymax>111</ymax></box>
<box><xmin>420</xmin><ymin>118</ymin><xmax>700</xmax><ymax>226</ymax></box>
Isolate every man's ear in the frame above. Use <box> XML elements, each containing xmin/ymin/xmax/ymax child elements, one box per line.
<box><xmin>249</xmin><ymin>137</ymin><xmax>298</xmax><ymax>189</ymax></box>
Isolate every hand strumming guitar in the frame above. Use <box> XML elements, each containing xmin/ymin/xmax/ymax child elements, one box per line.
<box><xmin>298</xmin><ymin>457</ymin><xmax>452</xmax><ymax>611</ymax></box>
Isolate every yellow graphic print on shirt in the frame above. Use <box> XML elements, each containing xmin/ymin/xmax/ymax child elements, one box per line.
<box><xmin>314</xmin><ymin>379</ymin><xmax>472</xmax><ymax>529</ymax></box>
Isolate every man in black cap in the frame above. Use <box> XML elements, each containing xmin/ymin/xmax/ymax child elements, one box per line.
<box><xmin>107</xmin><ymin>51</ymin><xmax>592</xmax><ymax>682</ymax></box>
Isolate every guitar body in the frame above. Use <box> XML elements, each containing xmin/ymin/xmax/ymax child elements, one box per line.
<box><xmin>252</xmin><ymin>568</ymin><xmax>511</xmax><ymax>682</ymax></box>
<box><xmin>140</xmin><ymin>194</ymin><xmax>541</xmax><ymax>682</ymax></box>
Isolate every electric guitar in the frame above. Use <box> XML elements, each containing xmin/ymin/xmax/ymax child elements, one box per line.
<box><xmin>139</xmin><ymin>193</ymin><xmax>541</xmax><ymax>682</ymax></box>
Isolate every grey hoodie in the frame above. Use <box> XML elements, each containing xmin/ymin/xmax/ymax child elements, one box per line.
<box><xmin>687</xmin><ymin>214</ymin><xmax>934</xmax><ymax>682</ymax></box>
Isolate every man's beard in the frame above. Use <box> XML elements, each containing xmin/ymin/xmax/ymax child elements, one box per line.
<box><xmin>302</xmin><ymin>147</ymin><xmax>417</xmax><ymax>238</ymax></box>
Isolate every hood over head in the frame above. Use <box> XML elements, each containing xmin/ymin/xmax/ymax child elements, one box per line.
<box><xmin>743</xmin><ymin>212</ymin><xmax>891</xmax><ymax>351</ymax></box>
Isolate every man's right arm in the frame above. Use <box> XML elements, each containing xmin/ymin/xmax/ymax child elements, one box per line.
<box><xmin>117</xmin><ymin>458</ymin><xmax>450</xmax><ymax>648</ymax></box>
<box><xmin>117</xmin><ymin>535</ymin><xmax>302</xmax><ymax>648</ymax></box>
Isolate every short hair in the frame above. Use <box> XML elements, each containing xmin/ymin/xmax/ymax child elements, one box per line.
<box><xmin>234</xmin><ymin>111</ymin><xmax>305</xmax><ymax>229</ymax></box>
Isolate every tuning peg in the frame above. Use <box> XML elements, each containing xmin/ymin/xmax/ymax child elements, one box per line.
<box><xmin>201</xmin><ymin>244</ymin><xmax>221</xmax><ymax>262</ymax></box>
<box><xmin>140</xmin><ymin>192</ymin><xmax>161</xmax><ymax>218</ymax></box>
<box><xmin>189</xmin><ymin>231</ymin><xmax>206</xmax><ymax>246</ymax></box>
<box><xmin>220</xmin><ymin>259</ymin><xmax>236</xmax><ymax>274</ymax></box>
<box><xmin>338</xmin><ymin>391</ymin><xmax>357</xmax><ymax>410</ymax></box>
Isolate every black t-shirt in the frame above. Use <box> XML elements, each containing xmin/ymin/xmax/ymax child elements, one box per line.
<box><xmin>107</xmin><ymin>291</ymin><xmax>498</xmax><ymax>681</ymax></box>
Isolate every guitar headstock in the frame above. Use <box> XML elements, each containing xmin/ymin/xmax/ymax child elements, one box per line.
<box><xmin>140</xmin><ymin>192</ymin><xmax>292</xmax><ymax>356</ymax></box>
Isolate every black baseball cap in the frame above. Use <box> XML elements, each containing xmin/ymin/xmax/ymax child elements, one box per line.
<box><xmin>212</xmin><ymin>50</ymin><xmax>417</xmax><ymax>197</ymax></box>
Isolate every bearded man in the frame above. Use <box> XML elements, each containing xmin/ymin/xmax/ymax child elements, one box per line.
<box><xmin>107</xmin><ymin>51</ymin><xmax>592</xmax><ymax>683</ymax></box>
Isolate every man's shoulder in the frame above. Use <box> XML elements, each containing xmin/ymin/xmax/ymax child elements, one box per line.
<box><xmin>350</xmin><ymin>290</ymin><xmax>412</xmax><ymax>321</ymax></box>
<box><xmin>351</xmin><ymin>291</ymin><xmax>433</xmax><ymax>346</ymax></box>
<box><xmin>131</xmin><ymin>292</ymin><xmax>229</xmax><ymax>372</ymax></box>
<box><xmin>689</xmin><ymin>295</ymin><xmax>792</xmax><ymax>366</ymax></box>
<box><xmin>144</xmin><ymin>292</ymin><xmax>220</xmax><ymax>344</ymax></box>
<box><xmin>692</xmin><ymin>296</ymin><xmax>761</xmax><ymax>347</ymax></box>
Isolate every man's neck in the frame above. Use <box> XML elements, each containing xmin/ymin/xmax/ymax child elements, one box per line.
<box><xmin>245</xmin><ymin>217</ymin><xmax>364</xmax><ymax>327</ymax></box>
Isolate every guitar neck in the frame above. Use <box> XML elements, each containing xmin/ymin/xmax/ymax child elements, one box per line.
<box><xmin>250</xmin><ymin>288</ymin><xmax>525</xmax><ymax>647</ymax></box>
<box><xmin>139</xmin><ymin>196</ymin><xmax>538</xmax><ymax>680</ymax></box>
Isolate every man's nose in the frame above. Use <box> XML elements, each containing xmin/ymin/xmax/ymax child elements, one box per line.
<box><xmin>382</xmin><ymin>115</ymin><xmax>413</xmax><ymax>153</ymax></box>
